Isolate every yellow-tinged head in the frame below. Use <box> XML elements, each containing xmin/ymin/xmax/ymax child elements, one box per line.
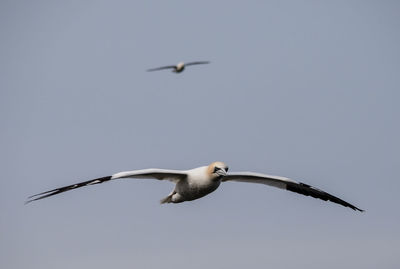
<box><xmin>207</xmin><ymin>161</ymin><xmax>229</xmax><ymax>180</ymax></box>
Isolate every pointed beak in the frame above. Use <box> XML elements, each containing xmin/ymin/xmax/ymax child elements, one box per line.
<box><xmin>216</xmin><ymin>169</ymin><xmax>227</xmax><ymax>177</ymax></box>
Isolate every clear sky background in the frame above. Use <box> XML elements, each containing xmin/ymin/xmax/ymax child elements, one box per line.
<box><xmin>1</xmin><ymin>1</ymin><xmax>399</xmax><ymax>268</ymax></box>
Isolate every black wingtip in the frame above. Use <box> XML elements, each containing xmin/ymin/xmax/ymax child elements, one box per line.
<box><xmin>25</xmin><ymin>176</ymin><xmax>113</xmax><ymax>204</ymax></box>
<box><xmin>286</xmin><ymin>182</ymin><xmax>364</xmax><ymax>212</ymax></box>
<box><xmin>25</xmin><ymin>196</ymin><xmax>43</xmax><ymax>205</ymax></box>
<box><xmin>341</xmin><ymin>202</ymin><xmax>364</xmax><ymax>212</ymax></box>
<box><xmin>344</xmin><ymin>200</ymin><xmax>364</xmax><ymax>212</ymax></box>
<box><xmin>24</xmin><ymin>199</ymin><xmax>36</xmax><ymax>205</ymax></box>
<box><xmin>353</xmin><ymin>207</ymin><xmax>365</xmax><ymax>212</ymax></box>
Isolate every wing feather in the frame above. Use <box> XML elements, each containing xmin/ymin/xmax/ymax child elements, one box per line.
<box><xmin>185</xmin><ymin>61</ymin><xmax>210</xmax><ymax>66</ymax></box>
<box><xmin>26</xmin><ymin>169</ymin><xmax>187</xmax><ymax>204</ymax></box>
<box><xmin>147</xmin><ymin>65</ymin><xmax>176</xmax><ymax>72</ymax></box>
<box><xmin>223</xmin><ymin>172</ymin><xmax>363</xmax><ymax>211</ymax></box>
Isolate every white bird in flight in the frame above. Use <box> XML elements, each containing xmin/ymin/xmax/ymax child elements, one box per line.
<box><xmin>147</xmin><ymin>61</ymin><xmax>210</xmax><ymax>73</ymax></box>
<box><xmin>26</xmin><ymin>162</ymin><xmax>363</xmax><ymax>211</ymax></box>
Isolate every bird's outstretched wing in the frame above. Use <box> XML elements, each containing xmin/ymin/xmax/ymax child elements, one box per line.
<box><xmin>222</xmin><ymin>172</ymin><xmax>363</xmax><ymax>211</ymax></box>
<box><xmin>185</xmin><ymin>61</ymin><xmax>210</xmax><ymax>66</ymax></box>
<box><xmin>26</xmin><ymin>169</ymin><xmax>187</xmax><ymax>204</ymax></box>
<box><xmin>146</xmin><ymin>65</ymin><xmax>176</xmax><ymax>72</ymax></box>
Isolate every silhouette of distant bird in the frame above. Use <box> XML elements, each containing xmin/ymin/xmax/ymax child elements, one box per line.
<box><xmin>147</xmin><ymin>61</ymin><xmax>210</xmax><ymax>73</ymax></box>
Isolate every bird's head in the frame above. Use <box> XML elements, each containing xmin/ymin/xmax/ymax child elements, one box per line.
<box><xmin>207</xmin><ymin>161</ymin><xmax>229</xmax><ymax>180</ymax></box>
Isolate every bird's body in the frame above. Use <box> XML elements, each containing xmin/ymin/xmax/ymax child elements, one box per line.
<box><xmin>171</xmin><ymin>165</ymin><xmax>222</xmax><ymax>203</ymax></box>
<box><xmin>26</xmin><ymin>161</ymin><xmax>363</xmax><ymax>212</ymax></box>
<box><xmin>147</xmin><ymin>61</ymin><xmax>210</xmax><ymax>73</ymax></box>
<box><xmin>173</xmin><ymin>62</ymin><xmax>185</xmax><ymax>73</ymax></box>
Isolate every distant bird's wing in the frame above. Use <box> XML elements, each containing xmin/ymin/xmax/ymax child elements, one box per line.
<box><xmin>184</xmin><ymin>61</ymin><xmax>210</xmax><ymax>66</ymax></box>
<box><xmin>222</xmin><ymin>172</ymin><xmax>363</xmax><ymax>211</ymax></box>
<box><xmin>26</xmin><ymin>169</ymin><xmax>188</xmax><ymax>203</ymax></box>
<box><xmin>147</xmin><ymin>65</ymin><xmax>176</xmax><ymax>72</ymax></box>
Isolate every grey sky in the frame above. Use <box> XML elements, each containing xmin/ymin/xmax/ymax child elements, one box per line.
<box><xmin>1</xmin><ymin>1</ymin><xmax>399</xmax><ymax>268</ymax></box>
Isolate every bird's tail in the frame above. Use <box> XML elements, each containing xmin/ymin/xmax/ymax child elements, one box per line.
<box><xmin>160</xmin><ymin>196</ymin><xmax>172</xmax><ymax>204</ymax></box>
<box><xmin>160</xmin><ymin>191</ymin><xmax>175</xmax><ymax>204</ymax></box>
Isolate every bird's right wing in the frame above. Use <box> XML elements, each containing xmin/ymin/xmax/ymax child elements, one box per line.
<box><xmin>26</xmin><ymin>169</ymin><xmax>187</xmax><ymax>203</ymax></box>
<box><xmin>185</xmin><ymin>61</ymin><xmax>210</xmax><ymax>66</ymax></box>
<box><xmin>146</xmin><ymin>65</ymin><xmax>176</xmax><ymax>72</ymax></box>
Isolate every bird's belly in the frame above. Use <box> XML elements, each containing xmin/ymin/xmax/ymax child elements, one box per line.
<box><xmin>176</xmin><ymin>180</ymin><xmax>220</xmax><ymax>201</ymax></box>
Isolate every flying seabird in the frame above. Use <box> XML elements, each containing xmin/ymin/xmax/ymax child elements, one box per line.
<box><xmin>26</xmin><ymin>162</ymin><xmax>363</xmax><ymax>211</ymax></box>
<box><xmin>147</xmin><ymin>61</ymin><xmax>210</xmax><ymax>73</ymax></box>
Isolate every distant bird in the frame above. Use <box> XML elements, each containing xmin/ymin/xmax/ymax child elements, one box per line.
<box><xmin>147</xmin><ymin>61</ymin><xmax>210</xmax><ymax>73</ymax></box>
<box><xmin>26</xmin><ymin>162</ymin><xmax>363</xmax><ymax>211</ymax></box>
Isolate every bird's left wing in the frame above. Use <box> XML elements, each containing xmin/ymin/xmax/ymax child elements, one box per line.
<box><xmin>185</xmin><ymin>61</ymin><xmax>210</xmax><ymax>66</ymax></box>
<box><xmin>222</xmin><ymin>172</ymin><xmax>363</xmax><ymax>211</ymax></box>
<box><xmin>147</xmin><ymin>65</ymin><xmax>176</xmax><ymax>72</ymax></box>
<box><xmin>26</xmin><ymin>169</ymin><xmax>187</xmax><ymax>204</ymax></box>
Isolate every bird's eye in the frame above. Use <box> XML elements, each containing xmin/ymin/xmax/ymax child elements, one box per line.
<box><xmin>213</xmin><ymin>167</ymin><xmax>220</xmax><ymax>173</ymax></box>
